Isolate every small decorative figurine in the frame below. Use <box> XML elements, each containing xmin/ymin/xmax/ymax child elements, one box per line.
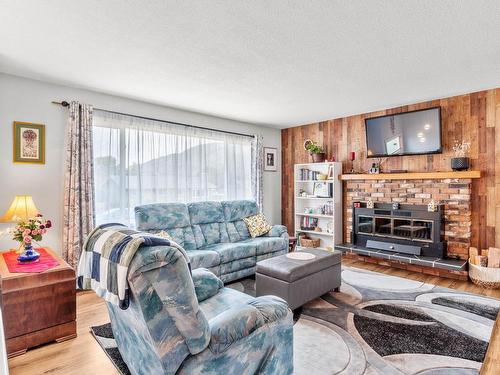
<box><xmin>369</xmin><ymin>162</ymin><xmax>380</xmax><ymax>174</ymax></box>
<box><xmin>366</xmin><ymin>198</ymin><xmax>374</xmax><ymax>209</ymax></box>
<box><xmin>392</xmin><ymin>202</ymin><xmax>400</xmax><ymax>210</ymax></box>
<box><xmin>428</xmin><ymin>199</ymin><xmax>438</xmax><ymax>212</ymax></box>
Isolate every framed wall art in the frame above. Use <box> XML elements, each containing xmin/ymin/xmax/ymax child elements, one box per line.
<box><xmin>313</xmin><ymin>182</ymin><xmax>331</xmax><ymax>198</ymax></box>
<box><xmin>264</xmin><ymin>147</ymin><xmax>277</xmax><ymax>171</ymax></box>
<box><xmin>13</xmin><ymin>121</ymin><xmax>45</xmax><ymax>164</ymax></box>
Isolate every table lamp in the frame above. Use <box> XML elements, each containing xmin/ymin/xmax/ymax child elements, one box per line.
<box><xmin>0</xmin><ymin>195</ymin><xmax>39</xmax><ymax>223</ymax></box>
<box><xmin>0</xmin><ymin>196</ymin><xmax>41</xmax><ymax>261</ymax></box>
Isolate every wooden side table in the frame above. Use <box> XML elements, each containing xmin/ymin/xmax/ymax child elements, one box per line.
<box><xmin>0</xmin><ymin>247</ymin><xmax>76</xmax><ymax>357</ymax></box>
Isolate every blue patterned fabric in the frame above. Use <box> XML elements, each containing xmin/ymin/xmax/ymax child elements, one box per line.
<box><xmin>105</xmin><ymin>241</ymin><xmax>293</xmax><ymax>375</ymax></box>
<box><xmin>222</xmin><ymin>200</ymin><xmax>259</xmax><ymax>221</ymax></box>
<box><xmin>243</xmin><ymin>236</ymin><xmax>288</xmax><ymax>255</ymax></box>
<box><xmin>220</xmin><ymin>257</ymin><xmax>256</xmax><ymax>275</ymax></box>
<box><xmin>135</xmin><ymin>203</ymin><xmax>190</xmax><ymax>230</ymax></box>
<box><xmin>202</xmin><ymin>242</ymin><xmax>256</xmax><ymax>263</ymax></box>
<box><xmin>188</xmin><ymin>201</ymin><xmax>225</xmax><ymax>224</ymax></box>
<box><xmin>159</xmin><ymin>227</ymin><xmax>197</xmax><ymax>250</ymax></box>
<box><xmin>187</xmin><ymin>249</ymin><xmax>221</xmax><ymax>269</ymax></box>
<box><xmin>134</xmin><ymin>200</ymin><xmax>288</xmax><ymax>283</ymax></box>
<box><xmin>192</xmin><ymin>268</ymin><xmax>224</xmax><ymax>302</ymax></box>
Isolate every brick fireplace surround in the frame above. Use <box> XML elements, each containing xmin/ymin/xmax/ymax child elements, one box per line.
<box><xmin>345</xmin><ymin>178</ymin><xmax>472</xmax><ymax>259</ymax></box>
<box><xmin>342</xmin><ymin>177</ymin><xmax>472</xmax><ymax>279</ymax></box>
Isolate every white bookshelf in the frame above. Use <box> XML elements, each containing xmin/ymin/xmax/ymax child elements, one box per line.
<box><xmin>294</xmin><ymin>162</ymin><xmax>342</xmax><ymax>252</ymax></box>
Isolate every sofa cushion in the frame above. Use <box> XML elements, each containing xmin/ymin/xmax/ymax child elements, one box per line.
<box><xmin>226</xmin><ymin>220</ymin><xmax>252</xmax><ymax>242</ymax></box>
<box><xmin>195</xmin><ymin>223</ymin><xmax>230</xmax><ymax>246</ymax></box>
<box><xmin>243</xmin><ymin>213</ymin><xmax>272</xmax><ymax>238</ymax></box>
<box><xmin>163</xmin><ymin>227</ymin><xmax>197</xmax><ymax>250</ymax></box>
<box><xmin>242</xmin><ymin>237</ymin><xmax>287</xmax><ymax>255</ymax></box>
<box><xmin>188</xmin><ymin>201</ymin><xmax>225</xmax><ymax>224</ymax></box>
<box><xmin>202</xmin><ymin>242</ymin><xmax>256</xmax><ymax>263</ymax></box>
<box><xmin>199</xmin><ymin>287</ymin><xmax>253</xmax><ymax>320</ymax></box>
<box><xmin>135</xmin><ymin>203</ymin><xmax>190</xmax><ymax>231</ymax></box>
<box><xmin>187</xmin><ymin>250</ymin><xmax>221</xmax><ymax>269</ymax></box>
<box><xmin>222</xmin><ymin>200</ymin><xmax>259</xmax><ymax>222</ymax></box>
<box><xmin>192</xmin><ymin>268</ymin><xmax>224</xmax><ymax>302</ymax></box>
<box><xmin>188</xmin><ymin>202</ymin><xmax>229</xmax><ymax>248</ymax></box>
<box><xmin>219</xmin><ymin>258</ymin><xmax>256</xmax><ymax>275</ymax></box>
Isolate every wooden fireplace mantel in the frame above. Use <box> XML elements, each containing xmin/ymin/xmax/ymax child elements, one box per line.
<box><xmin>339</xmin><ymin>170</ymin><xmax>481</xmax><ymax>181</ymax></box>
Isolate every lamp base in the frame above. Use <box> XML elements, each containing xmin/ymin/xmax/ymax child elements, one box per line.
<box><xmin>17</xmin><ymin>244</ymin><xmax>40</xmax><ymax>263</ymax></box>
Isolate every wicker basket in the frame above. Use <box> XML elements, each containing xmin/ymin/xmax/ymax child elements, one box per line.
<box><xmin>300</xmin><ymin>237</ymin><xmax>321</xmax><ymax>248</ymax></box>
<box><xmin>468</xmin><ymin>259</ymin><xmax>500</xmax><ymax>289</ymax></box>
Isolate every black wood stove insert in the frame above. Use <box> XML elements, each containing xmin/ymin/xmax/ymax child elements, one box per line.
<box><xmin>352</xmin><ymin>202</ymin><xmax>446</xmax><ymax>258</ymax></box>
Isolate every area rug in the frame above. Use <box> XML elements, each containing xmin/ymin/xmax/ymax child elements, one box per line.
<box><xmin>91</xmin><ymin>267</ymin><xmax>499</xmax><ymax>374</ymax></box>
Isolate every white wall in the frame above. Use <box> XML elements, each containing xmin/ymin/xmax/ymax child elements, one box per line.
<box><xmin>0</xmin><ymin>73</ymin><xmax>282</xmax><ymax>254</ymax></box>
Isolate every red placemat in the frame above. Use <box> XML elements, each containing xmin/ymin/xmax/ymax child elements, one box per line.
<box><xmin>2</xmin><ymin>248</ymin><xmax>60</xmax><ymax>273</ymax></box>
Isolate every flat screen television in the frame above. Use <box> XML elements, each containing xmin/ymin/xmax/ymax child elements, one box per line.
<box><xmin>364</xmin><ymin>107</ymin><xmax>442</xmax><ymax>158</ymax></box>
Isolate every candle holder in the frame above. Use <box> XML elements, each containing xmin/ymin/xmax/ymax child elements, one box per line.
<box><xmin>349</xmin><ymin>151</ymin><xmax>356</xmax><ymax>173</ymax></box>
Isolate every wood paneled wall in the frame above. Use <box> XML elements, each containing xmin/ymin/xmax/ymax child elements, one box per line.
<box><xmin>281</xmin><ymin>89</ymin><xmax>500</xmax><ymax>252</ymax></box>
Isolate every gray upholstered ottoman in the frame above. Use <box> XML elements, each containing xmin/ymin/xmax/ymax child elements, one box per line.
<box><xmin>255</xmin><ymin>248</ymin><xmax>342</xmax><ymax>310</ymax></box>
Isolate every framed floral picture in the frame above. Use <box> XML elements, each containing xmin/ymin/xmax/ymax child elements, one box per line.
<box><xmin>264</xmin><ymin>147</ymin><xmax>278</xmax><ymax>171</ymax></box>
<box><xmin>13</xmin><ymin>122</ymin><xmax>45</xmax><ymax>164</ymax></box>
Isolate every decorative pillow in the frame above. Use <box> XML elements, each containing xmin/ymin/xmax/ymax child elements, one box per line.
<box><xmin>155</xmin><ymin>230</ymin><xmax>175</xmax><ymax>242</ymax></box>
<box><xmin>192</xmin><ymin>268</ymin><xmax>224</xmax><ymax>302</ymax></box>
<box><xmin>243</xmin><ymin>213</ymin><xmax>273</xmax><ymax>238</ymax></box>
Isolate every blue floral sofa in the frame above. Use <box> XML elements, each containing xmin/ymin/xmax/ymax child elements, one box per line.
<box><xmin>106</xmin><ymin>228</ymin><xmax>293</xmax><ymax>374</ymax></box>
<box><xmin>134</xmin><ymin>200</ymin><xmax>289</xmax><ymax>282</ymax></box>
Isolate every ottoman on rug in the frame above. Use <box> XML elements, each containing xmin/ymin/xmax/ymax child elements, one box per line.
<box><xmin>256</xmin><ymin>248</ymin><xmax>342</xmax><ymax>310</ymax></box>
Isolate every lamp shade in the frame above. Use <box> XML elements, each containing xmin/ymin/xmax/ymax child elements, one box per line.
<box><xmin>0</xmin><ymin>196</ymin><xmax>39</xmax><ymax>223</ymax></box>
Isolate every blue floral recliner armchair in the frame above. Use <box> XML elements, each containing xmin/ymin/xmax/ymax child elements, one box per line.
<box><xmin>106</xmin><ymin>200</ymin><xmax>294</xmax><ymax>375</ymax></box>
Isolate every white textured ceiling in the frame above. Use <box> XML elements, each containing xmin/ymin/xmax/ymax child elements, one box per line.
<box><xmin>1</xmin><ymin>1</ymin><xmax>500</xmax><ymax>128</ymax></box>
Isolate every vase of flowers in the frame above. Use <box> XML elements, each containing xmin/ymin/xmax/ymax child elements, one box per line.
<box><xmin>11</xmin><ymin>214</ymin><xmax>52</xmax><ymax>263</ymax></box>
<box><xmin>451</xmin><ymin>140</ymin><xmax>471</xmax><ymax>171</ymax></box>
<box><xmin>303</xmin><ymin>139</ymin><xmax>326</xmax><ymax>163</ymax></box>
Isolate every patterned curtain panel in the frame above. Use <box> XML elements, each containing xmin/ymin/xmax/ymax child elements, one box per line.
<box><xmin>63</xmin><ymin>102</ymin><xmax>95</xmax><ymax>268</ymax></box>
<box><xmin>251</xmin><ymin>134</ymin><xmax>264</xmax><ymax>210</ymax></box>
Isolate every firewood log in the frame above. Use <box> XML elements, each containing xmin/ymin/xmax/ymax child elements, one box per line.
<box><xmin>487</xmin><ymin>247</ymin><xmax>500</xmax><ymax>268</ymax></box>
<box><xmin>469</xmin><ymin>247</ymin><xmax>479</xmax><ymax>264</ymax></box>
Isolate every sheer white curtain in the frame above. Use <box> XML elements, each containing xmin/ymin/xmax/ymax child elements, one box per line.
<box><xmin>92</xmin><ymin>110</ymin><xmax>255</xmax><ymax>226</ymax></box>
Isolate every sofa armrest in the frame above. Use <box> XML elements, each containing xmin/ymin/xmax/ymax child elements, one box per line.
<box><xmin>208</xmin><ymin>295</ymin><xmax>290</xmax><ymax>354</ymax></box>
<box><xmin>192</xmin><ymin>268</ymin><xmax>224</xmax><ymax>302</ymax></box>
<box><xmin>265</xmin><ymin>224</ymin><xmax>289</xmax><ymax>239</ymax></box>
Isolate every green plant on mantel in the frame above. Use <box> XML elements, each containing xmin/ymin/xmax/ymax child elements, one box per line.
<box><xmin>303</xmin><ymin>139</ymin><xmax>324</xmax><ymax>154</ymax></box>
<box><xmin>303</xmin><ymin>139</ymin><xmax>326</xmax><ymax>163</ymax></box>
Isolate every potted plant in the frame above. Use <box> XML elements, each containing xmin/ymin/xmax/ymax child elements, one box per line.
<box><xmin>451</xmin><ymin>140</ymin><xmax>471</xmax><ymax>171</ymax></box>
<box><xmin>11</xmin><ymin>214</ymin><xmax>52</xmax><ymax>262</ymax></box>
<box><xmin>303</xmin><ymin>139</ymin><xmax>326</xmax><ymax>163</ymax></box>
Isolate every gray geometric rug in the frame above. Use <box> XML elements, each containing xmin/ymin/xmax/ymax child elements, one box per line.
<box><xmin>91</xmin><ymin>267</ymin><xmax>499</xmax><ymax>374</ymax></box>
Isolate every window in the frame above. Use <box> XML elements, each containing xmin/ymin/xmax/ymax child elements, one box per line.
<box><xmin>92</xmin><ymin>110</ymin><xmax>255</xmax><ymax>226</ymax></box>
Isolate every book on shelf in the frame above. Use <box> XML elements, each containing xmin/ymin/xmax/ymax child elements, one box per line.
<box><xmin>298</xmin><ymin>168</ymin><xmax>322</xmax><ymax>181</ymax></box>
<box><xmin>300</xmin><ymin>216</ymin><xmax>318</xmax><ymax>230</ymax></box>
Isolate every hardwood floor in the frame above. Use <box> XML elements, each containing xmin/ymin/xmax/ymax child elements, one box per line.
<box><xmin>7</xmin><ymin>259</ymin><xmax>500</xmax><ymax>375</ymax></box>
<box><xmin>8</xmin><ymin>291</ymin><xmax>119</xmax><ymax>375</ymax></box>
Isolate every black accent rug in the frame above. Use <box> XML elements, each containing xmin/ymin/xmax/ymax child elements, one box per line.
<box><xmin>90</xmin><ymin>324</ymin><xmax>131</xmax><ymax>375</ymax></box>
<box><xmin>91</xmin><ymin>267</ymin><xmax>499</xmax><ymax>374</ymax></box>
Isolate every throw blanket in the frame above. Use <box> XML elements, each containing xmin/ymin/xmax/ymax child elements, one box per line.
<box><xmin>76</xmin><ymin>223</ymin><xmax>190</xmax><ymax>309</ymax></box>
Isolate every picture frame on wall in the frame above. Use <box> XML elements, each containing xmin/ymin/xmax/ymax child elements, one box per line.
<box><xmin>13</xmin><ymin>121</ymin><xmax>45</xmax><ymax>164</ymax></box>
<box><xmin>264</xmin><ymin>147</ymin><xmax>277</xmax><ymax>171</ymax></box>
